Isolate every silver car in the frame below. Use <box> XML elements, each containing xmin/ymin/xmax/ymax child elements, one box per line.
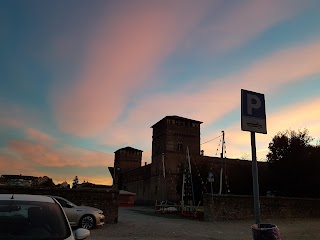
<box><xmin>52</xmin><ymin>196</ymin><xmax>105</xmax><ymax>229</ymax></box>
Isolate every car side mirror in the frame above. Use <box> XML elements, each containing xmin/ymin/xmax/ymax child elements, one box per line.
<box><xmin>74</xmin><ymin>228</ymin><xmax>90</xmax><ymax>240</ymax></box>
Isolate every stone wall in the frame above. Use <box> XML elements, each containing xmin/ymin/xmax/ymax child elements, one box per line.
<box><xmin>203</xmin><ymin>194</ymin><xmax>320</xmax><ymax>221</ymax></box>
<box><xmin>0</xmin><ymin>186</ymin><xmax>119</xmax><ymax>223</ymax></box>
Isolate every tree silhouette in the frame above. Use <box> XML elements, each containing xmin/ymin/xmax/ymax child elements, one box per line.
<box><xmin>72</xmin><ymin>176</ymin><xmax>79</xmax><ymax>189</ymax></box>
<box><xmin>267</xmin><ymin>129</ymin><xmax>320</xmax><ymax>197</ymax></box>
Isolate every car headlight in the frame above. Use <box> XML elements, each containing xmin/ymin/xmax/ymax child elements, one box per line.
<box><xmin>96</xmin><ymin>210</ymin><xmax>103</xmax><ymax>215</ymax></box>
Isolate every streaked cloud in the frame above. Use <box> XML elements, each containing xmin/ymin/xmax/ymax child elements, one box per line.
<box><xmin>102</xmin><ymin>40</ymin><xmax>320</xmax><ymax>147</ymax></box>
<box><xmin>5</xmin><ymin>139</ymin><xmax>112</xmax><ymax>168</ymax></box>
<box><xmin>0</xmin><ymin>119</ymin><xmax>113</xmax><ymax>184</ymax></box>
<box><xmin>189</xmin><ymin>0</ymin><xmax>310</xmax><ymax>53</ymax></box>
<box><xmin>51</xmin><ymin>0</ymin><xmax>212</xmax><ymax>137</ymax></box>
<box><xmin>25</xmin><ymin>128</ymin><xmax>56</xmax><ymax>145</ymax></box>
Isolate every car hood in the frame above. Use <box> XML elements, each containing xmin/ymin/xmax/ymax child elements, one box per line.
<box><xmin>74</xmin><ymin>205</ymin><xmax>103</xmax><ymax>212</ymax></box>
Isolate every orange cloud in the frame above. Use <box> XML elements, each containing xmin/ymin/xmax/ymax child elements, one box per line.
<box><xmin>51</xmin><ymin>1</ymin><xmax>212</xmax><ymax>137</ymax></box>
<box><xmin>7</xmin><ymin>140</ymin><xmax>113</xmax><ymax>168</ymax></box>
<box><xmin>0</xmin><ymin>152</ymin><xmax>30</xmax><ymax>171</ymax></box>
<box><xmin>0</xmin><ymin>138</ymin><xmax>114</xmax><ymax>184</ymax></box>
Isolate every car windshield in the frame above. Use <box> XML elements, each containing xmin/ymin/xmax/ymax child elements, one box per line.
<box><xmin>0</xmin><ymin>200</ymin><xmax>71</xmax><ymax>240</ymax></box>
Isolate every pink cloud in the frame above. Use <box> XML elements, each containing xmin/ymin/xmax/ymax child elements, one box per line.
<box><xmin>0</xmin><ymin>138</ymin><xmax>114</xmax><ymax>185</ymax></box>
<box><xmin>187</xmin><ymin>0</ymin><xmax>311</xmax><ymax>53</ymax></box>
<box><xmin>0</xmin><ymin>102</ymin><xmax>45</xmax><ymax>132</ymax></box>
<box><xmin>0</xmin><ymin>152</ymin><xmax>29</xmax><ymax>171</ymax></box>
<box><xmin>7</xmin><ymin>140</ymin><xmax>113</xmax><ymax>168</ymax></box>
<box><xmin>50</xmin><ymin>0</ymin><xmax>315</xmax><ymax>141</ymax></box>
<box><xmin>51</xmin><ymin>1</ymin><xmax>212</xmax><ymax>137</ymax></box>
<box><xmin>0</xmin><ymin>102</ymin><xmax>114</xmax><ymax>183</ymax></box>
<box><xmin>25</xmin><ymin>128</ymin><xmax>56</xmax><ymax>145</ymax></box>
<box><xmin>0</xmin><ymin>149</ymin><xmax>112</xmax><ymax>185</ymax></box>
<box><xmin>121</xmin><ymin>40</ymin><xmax>320</xmax><ymax>132</ymax></box>
<box><xmin>97</xmin><ymin>39</ymin><xmax>320</xmax><ymax>156</ymax></box>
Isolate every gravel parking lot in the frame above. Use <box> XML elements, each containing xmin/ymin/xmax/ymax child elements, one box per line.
<box><xmin>89</xmin><ymin>206</ymin><xmax>320</xmax><ymax>240</ymax></box>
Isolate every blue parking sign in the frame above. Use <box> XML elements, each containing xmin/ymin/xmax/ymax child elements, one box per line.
<box><xmin>241</xmin><ymin>89</ymin><xmax>267</xmax><ymax>134</ymax></box>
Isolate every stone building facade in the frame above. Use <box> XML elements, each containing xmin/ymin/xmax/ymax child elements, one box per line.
<box><xmin>110</xmin><ymin>116</ymin><xmax>269</xmax><ymax>204</ymax></box>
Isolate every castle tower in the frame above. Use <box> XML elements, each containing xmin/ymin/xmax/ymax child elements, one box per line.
<box><xmin>114</xmin><ymin>146</ymin><xmax>143</xmax><ymax>172</ymax></box>
<box><xmin>151</xmin><ymin>116</ymin><xmax>202</xmax><ymax>158</ymax></box>
<box><xmin>150</xmin><ymin>116</ymin><xmax>202</xmax><ymax>201</ymax></box>
<box><xmin>113</xmin><ymin>146</ymin><xmax>143</xmax><ymax>190</ymax></box>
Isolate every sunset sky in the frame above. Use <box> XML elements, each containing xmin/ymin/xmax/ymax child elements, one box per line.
<box><xmin>1</xmin><ymin>0</ymin><xmax>320</xmax><ymax>185</ymax></box>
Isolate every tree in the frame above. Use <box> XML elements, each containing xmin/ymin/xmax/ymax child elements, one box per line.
<box><xmin>267</xmin><ymin>129</ymin><xmax>320</xmax><ymax>197</ymax></box>
<box><xmin>72</xmin><ymin>176</ymin><xmax>79</xmax><ymax>189</ymax></box>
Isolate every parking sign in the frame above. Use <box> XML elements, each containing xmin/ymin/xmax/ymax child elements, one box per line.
<box><xmin>241</xmin><ymin>89</ymin><xmax>267</xmax><ymax>134</ymax></box>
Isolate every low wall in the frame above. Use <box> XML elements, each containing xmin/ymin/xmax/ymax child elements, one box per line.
<box><xmin>203</xmin><ymin>194</ymin><xmax>320</xmax><ymax>221</ymax></box>
<box><xmin>0</xmin><ymin>186</ymin><xmax>119</xmax><ymax>223</ymax></box>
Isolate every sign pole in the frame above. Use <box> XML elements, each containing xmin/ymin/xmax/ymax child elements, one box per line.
<box><xmin>251</xmin><ymin>131</ymin><xmax>261</xmax><ymax>224</ymax></box>
<box><xmin>210</xmin><ymin>181</ymin><xmax>213</xmax><ymax>205</ymax></box>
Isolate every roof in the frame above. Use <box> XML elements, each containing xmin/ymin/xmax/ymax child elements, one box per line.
<box><xmin>151</xmin><ymin>115</ymin><xmax>203</xmax><ymax>128</ymax></box>
<box><xmin>0</xmin><ymin>194</ymin><xmax>55</xmax><ymax>203</ymax></box>
<box><xmin>114</xmin><ymin>146</ymin><xmax>143</xmax><ymax>153</ymax></box>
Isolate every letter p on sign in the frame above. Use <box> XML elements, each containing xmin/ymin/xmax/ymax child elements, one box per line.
<box><xmin>247</xmin><ymin>94</ymin><xmax>261</xmax><ymax>115</ymax></box>
<box><xmin>241</xmin><ymin>89</ymin><xmax>267</xmax><ymax>134</ymax></box>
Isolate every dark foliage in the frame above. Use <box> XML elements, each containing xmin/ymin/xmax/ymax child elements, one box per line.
<box><xmin>267</xmin><ymin>129</ymin><xmax>320</xmax><ymax>197</ymax></box>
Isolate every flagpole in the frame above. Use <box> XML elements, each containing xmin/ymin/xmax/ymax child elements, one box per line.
<box><xmin>187</xmin><ymin>146</ymin><xmax>195</xmax><ymax>206</ymax></box>
<box><xmin>162</xmin><ymin>153</ymin><xmax>167</xmax><ymax>203</ymax></box>
<box><xmin>181</xmin><ymin>173</ymin><xmax>185</xmax><ymax>214</ymax></box>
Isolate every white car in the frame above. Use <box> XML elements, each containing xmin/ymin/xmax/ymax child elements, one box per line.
<box><xmin>0</xmin><ymin>194</ymin><xmax>90</xmax><ymax>240</ymax></box>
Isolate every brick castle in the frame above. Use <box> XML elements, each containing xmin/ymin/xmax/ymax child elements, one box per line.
<box><xmin>110</xmin><ymin>116</ymin><xmax>269</xmax><ymax>203</ymax></box>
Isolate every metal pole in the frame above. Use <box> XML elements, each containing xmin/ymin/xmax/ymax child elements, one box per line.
<box><xmin>187</xmin><ymin>146</ymin><xmax>195</xmax><ymax>206</ymax></box>
<box><xmin>210</xmin><ymin>181</ymin><xmax>213</xmax><ymax>206</ymax></box>
<box><xmin>219</xmin><ymin>168</ymin><xmax>223</xmax><ymax>195</ymax></box>
<box><xmin>162</xmin><ymin>153</ymin><xmax>167</xmax><ymax>203</ymax></box>
<box><xmin>251</xmin><ymin>131</ymin><xmax>261</xmax><ymax>224</ymax></box>
<box><xmin>219</xmin><ymin>131</ymin><xmax>225</xmax><ymax>195</ymax></box>
<box><xmin>182</xmin><ymin>173</ymin><xmax>185</xmax><ymax>214</ymax></box>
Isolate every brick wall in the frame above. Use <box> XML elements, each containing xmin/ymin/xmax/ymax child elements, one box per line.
<box><xmin>0</xmin><ymin>186</ymin><xmax>119</xmax><ymax>223</ymax></box>
<box><xmin>203</xmin><ymin>194</ymin><xmax>320</xmax><ymax>221</ymax></box>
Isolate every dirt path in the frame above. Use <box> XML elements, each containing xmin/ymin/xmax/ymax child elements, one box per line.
<box><xmin>90</xmin><ymin>206</ymin><xmax>320</xmax><ymax>240</ymax></box>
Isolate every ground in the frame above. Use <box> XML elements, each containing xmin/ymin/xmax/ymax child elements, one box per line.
<box><xmin>90</xmin><ymin>206</ymin><xmax>320</xmax><ymax>240</ymax></box>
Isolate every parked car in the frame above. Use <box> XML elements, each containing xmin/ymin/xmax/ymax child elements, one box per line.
<box><xmin>52</xmin><ymin>196</ymin><xmax>105</xmax><ymax>229</ymax></box>
<box><xmin>0</xmin><ymin>194</ymin><xmax>90</xmax><ymax>240</ymax></box>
